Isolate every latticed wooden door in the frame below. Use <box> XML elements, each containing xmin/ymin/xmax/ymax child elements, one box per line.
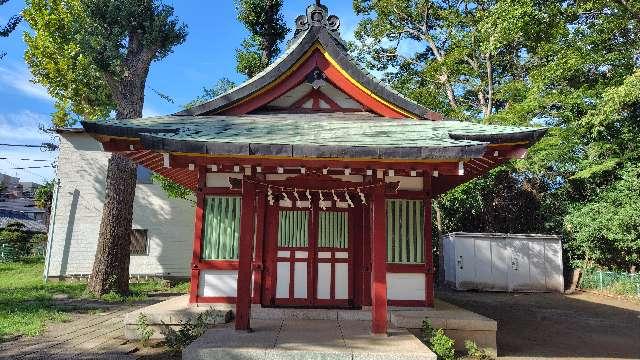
<box><xmin>315</xmin><ymin>210</ymin><xmax>352</xmax><ymax>306</ymax></box>
<box><xmin>269</xmin><ymin>204</ymin><xmax>354</xmax><ymax>307</ymax></box>
<box><xmin>274</xmin><ymin>210</ymin><xmax>312</xmax><ymax>305</ymax></box>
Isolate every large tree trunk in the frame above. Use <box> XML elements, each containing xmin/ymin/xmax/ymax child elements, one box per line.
<box><xmin>88</xmin><ymin>58</ymin><xmax>148</xmax><ymax>297</ymax></box>
<box><xmin>88</xmin><ymin>153</ymin><xmax>137</xmax><ymax>296</ymax></box>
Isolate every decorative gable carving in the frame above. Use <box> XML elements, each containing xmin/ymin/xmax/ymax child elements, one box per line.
<box><xmin>295</xmin><ymin>1</ymin><xmax>340</xmax><ymax>36</ymax></box>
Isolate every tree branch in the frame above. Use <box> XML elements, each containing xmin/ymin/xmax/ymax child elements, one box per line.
<box><xmin>614</xmin><ymin>0</ymin><xmax>640</xmax><ymax>22</ymax></box>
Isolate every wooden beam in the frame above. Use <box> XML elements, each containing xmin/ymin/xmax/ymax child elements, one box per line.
<box><xmin>189</xmin><ymin>167</ymin><xmax>206</xmax><ymax>304</ymax></box>
<box><xmin>370</xmin><ymin>180</ymin><xmax>388</xmax><ymax>334</ymax></box>
<box><xmin>423</xmin><ymin>173</ymin><xmax>434</xmax><ymax>307</ymax></box>
<box><xmin>252</xmin><ymin>191</ymin><xmax>266</xmax><ymax>305</ymax></box>
<box><xmin>235</xmin><ymin>178</ymin><xmax>256</xmax><ymax>331</ymax></box>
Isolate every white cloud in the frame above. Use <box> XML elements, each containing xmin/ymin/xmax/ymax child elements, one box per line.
<box><xmin>0</xmin><ymin>62</ymin><xmax>54</xmax><ymax>103</ymax></box>
<box><xmin>0</xmin><ymin>110</ymin><xmax>53</xmax><ymax>145</ymax></box>
<box><xmin>0</xmin><ymin>111</ymin><xmax>57</xmax><ymax>182</ymax></box>
<box><xmin>142</xmin><ymin>105</ymin><xmax>162</xmax><ymax>117</ymax></box>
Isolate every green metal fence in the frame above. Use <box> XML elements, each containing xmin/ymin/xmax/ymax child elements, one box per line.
<box><xmin>0</xmin><ymin>243</ymin><xmax>21</xmax><ymax>262</ymax></box>
<box><xmin>0</xmin><ymin>242</ymin><xmax>43</xmax><ymax>262</ymax></box>
<box><xmin>580</xmin><ymin>269</ymin><xmax>640</xmax><ymax>297</ymax></box>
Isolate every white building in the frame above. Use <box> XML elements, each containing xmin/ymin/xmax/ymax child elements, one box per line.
<box><xmin>44</xmin><ymin>129</ymin><xmax>194</xmax><ymax>280</ymax></box>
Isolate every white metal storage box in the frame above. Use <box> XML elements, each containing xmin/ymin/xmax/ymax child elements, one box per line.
<box><xmin>442</xmin><ymin>233</ymin><xmax>564</xmax><ymax>292</ymax></box>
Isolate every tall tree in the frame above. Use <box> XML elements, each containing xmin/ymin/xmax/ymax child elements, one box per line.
<box><xmin>0</xmin><ymin>0</ymin><xmax>22</xmax><ymax>59</ymax></box>
<box><xmin>235</xmin><ymin>0</ymin><xmax>288</xmax><ymax>78</ymax></box>
<box><xmin>353</xmin><ymin>0</ymin><xmax>640</xmax><ymax>271</ymax></box>
<box><xmin>24</xmin><ymin>0</ymin><xmax>187</xmax><ymax>296</ymax></box>
<box><xmin>352</xmin><ymin>0</ymin><xmax>565</xmax><ymax>120</ymax></box>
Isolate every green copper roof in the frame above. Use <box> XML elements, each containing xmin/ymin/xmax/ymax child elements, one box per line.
<box><xmin>82</xmin><ymin>113</ymin><xmax>546</xmax><ymax>160</ymax></box>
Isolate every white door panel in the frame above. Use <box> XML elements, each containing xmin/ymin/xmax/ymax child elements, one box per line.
<box><xmin>276</xmin><ymin>262</ymin><xmax>290</xmax><ymax>299</ymax></box>
<box><xmin>334</xmin><ymin>263</ymin><xmax>349</xmax><ymax>299</ymax></box>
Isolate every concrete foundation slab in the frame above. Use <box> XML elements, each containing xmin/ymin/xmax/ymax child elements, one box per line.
<box><xmin>126</xmin><ymin>296</ymin><xmax>496</xmax><ymax>357</ymax></box>
<box><xmin>183</xmin><ymin>319</ymin><xmax>436</xmax><ymax>360</ymax></box>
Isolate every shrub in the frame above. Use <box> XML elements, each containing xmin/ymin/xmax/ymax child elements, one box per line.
<box><xmin>465</xmin><ymin>340</ymin><xmax>493</xmax><ymax>359</ymax></box>
<box><xmin>160</xmin><ymin>309</ymin><xmax>219</xmax><ymax>351</ymax></box>
<box><xmin>422</xmin><ymin>319</ymin><xmax>455</xmax><ymax>360</ymax></box>
<box><xmin>431</xmin><ymin>329</ymin><xmax>455</xmax><ymax>360</ymax></box>
<box><xmin>136</xmin><ymin>313</ymin><xmax>155</xmax><ymax>346</ymax></box>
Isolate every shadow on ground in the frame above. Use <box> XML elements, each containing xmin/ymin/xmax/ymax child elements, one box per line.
<box><xmin>437</xmin><ymin>288</ymin><xmax>640</xmax><ymax>359</ymax></box>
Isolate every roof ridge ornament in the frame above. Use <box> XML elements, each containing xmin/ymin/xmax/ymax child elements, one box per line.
<box><xmin>295</xmin><ymin>1</ymin><xmax>340</xmax><ymax>36</ymax></box>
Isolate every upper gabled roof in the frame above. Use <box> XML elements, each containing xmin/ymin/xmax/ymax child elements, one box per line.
<box><xmin>175</xmin><ymin>2</ymin><xmax>442</xmax><ymax>120</ymax></box>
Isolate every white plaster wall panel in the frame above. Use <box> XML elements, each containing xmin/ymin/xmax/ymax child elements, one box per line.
<box><xmin>295</xmin><ymin>251</ymin><xmax>308</xmax><ymax>258</ymax></box>
<box><xmin>334</xmin><ymin>263</ymin><xmax>349</xmax><ymax>299</ymax></box>
<box><xmin>317</xmin><ymin>263</ymin><xmax>331</xmax><ymax>299</ymax></box>
<box><xmin>266</xmin><ymin>174</ymin><xmax>294</xmax><ymax>181</ymax></box>
<box><xmin>386</xmin><ymin>176</ymin><xmax>423</xmax><ymax>191</ymax></box>
<box><xmin>267</xmin><ymin>83</ymin><xmax>311</xmax><ymax>108</ymax></box>
<box><xmin>335</xmin><ymin>252</ymin><xmax>348</xmax><ymax>259</ymax></box>
<box><xmin>199</xmin><ymin>270</ymin><xmax>238</xmax><ymax>297</ymax></box>
<box><xmin>386</xmin><ymin>273</ymin><xmax>426</xmax><ymax>300</ymax></box>
<box><xmin>330</xmin><ymin>175</ymin><xmax>363</xmax><ymax>183</ymax></box>
<box><xmin>294</xmin><ymin>262</ymin><xmax>308</xmax><ymax>299</ymax></box>
<box><xmin>277</xmin><ymin>251</ymin><xmax>290</xmax><ymax>258</ymax></box>
<box><xmin>206</xmin><ymin>173</ymin><xmax>242</xmax><ymax>188</ymax></box>
<box><xmin>276</xmin><ymin>262</ymin><xmax>290</xmax><ymax>298</ymax></box>
<box><xmin>319</xmin><ymin>99</ymin><xmax>331</xmax><ymax>109</ymax></box>
<box><xmin>45</xmin><ymin>133</ymin><xmax>194</xmax><ymax>278</ymax></box>
<box><xmin>321</xmin><ymin>82</ymin><xmax>363</xmax><ymax>109</ymax></box>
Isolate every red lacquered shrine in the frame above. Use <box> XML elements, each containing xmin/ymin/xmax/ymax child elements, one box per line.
<box><xmin>82</xmin><ymin>2</ymin><xmax>546</xmax><ymax>334</ymax></box>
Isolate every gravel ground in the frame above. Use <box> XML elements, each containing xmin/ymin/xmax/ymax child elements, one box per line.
<box><xmin>437</xmin><ymin>289</ymin><xmax>640</xmax><ymax>360</ymax></box>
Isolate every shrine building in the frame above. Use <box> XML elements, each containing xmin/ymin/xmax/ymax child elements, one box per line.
<box><xmin>82</xmin><ymin>2</ymin><xmax>546</xmax><ymax>334</ymax></box>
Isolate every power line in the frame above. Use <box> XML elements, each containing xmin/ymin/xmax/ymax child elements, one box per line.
<box><xmin>0</xmin><ymin>143</ymin><xmax>59</xmax><ymax>151</ymax></box>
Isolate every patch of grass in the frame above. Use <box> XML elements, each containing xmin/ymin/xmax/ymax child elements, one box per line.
<box><xmin>0</xmin><ymin>259</ymin><xmax>192</xmax><ymax>341</ymax></box>
<box><xmin>0</xmin><ymin>258</ymin><xmax>85</xmax><ymax>340</ymax></box>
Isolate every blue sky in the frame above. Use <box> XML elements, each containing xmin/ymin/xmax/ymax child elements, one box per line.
<box><xmin>0</xmin><ymin>0</ymin><xmax>361</xmax><ymax>183</ymax></box>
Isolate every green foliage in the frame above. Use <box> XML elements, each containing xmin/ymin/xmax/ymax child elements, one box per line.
<box><xmin>421</xmin><ymin>318</ymin><xmax>434</xmax><ymax>343</ymax></box>
<box><xmin>435</xmin><ymin>167</ymin><xmax>551</xmax><ymax>235</ymax></box>
<box><xmin>0</xmin><ymin>0</ymin><xmax>21</xmax><ymax>59</ymax></box>
<box><xmin>23</xmin><ymin>0</ymin><xmax>187</xmax><ymax>124</ymax></box>
<box><xmin>183</xmin><ymin>77</ymin><xmax>237</xmax><ymax>109</ymax></box>
<box><xmin>151</xmin><ymin>173</ymin><xmax>194</xmax><ymax>202</ymax></box>
<box><xmin>23</xmin><ymin>0</ymin><xmax>113</xmax><ymax>125</ymax></box>
<box><xmin>0</xmin><ymin>224</ymin><xmax>45</xmax><ymax>261</ymax></box>
<box><xmin>564</xmin><ymin>166</ymin><xmax>640</xmax><ymax>269</ymax></box>
<box><xmin>235</xmin><ymin>0</ymin><xmax>288</xmax><ymax>78</ymax></box>
<box><xmin>356</xmin><ymin>1</ymin><xmax>640</xmax><ymax>271</ymax></box>
<box><xmin>421</xmin><ymin>319</ymin><xmax>455</xmax><ymax>360</ymax></box>
<box><xmin>464</xmin><ymin>340</ymin><xmax>493</xmax><ymax>359</ymax></box>
<box><xmin>352</xmin><ymin>0</ymin><xmax>565</xmax><ymax>120</ymax></box>
<box><xmin>160</xmin><ymin>309</ymin><xmax>219</xmax><ymax>351</ymax></box>
<box><xmin>236</xmin><ymin>35</ymin><xmax>270</xmax><ymax>78</ymax></box>
<box><xmin>136</xmin><ymin>312</ymin><xmax>155</xmax><ymax>346</ymax></box>
<box><xmin>34</xmin><ymin>180</ymin><xmax>54</xmax><ymax>210</ymax></box>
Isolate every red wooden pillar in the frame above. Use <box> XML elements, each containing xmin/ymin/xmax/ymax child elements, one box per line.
<box><xmin>236</xmin><ymin>178</ymin><xmax>256</xmax><ymax>331</ymax></box>
<box><xmin>189</xmin><ymin>166</ymin><xmax>206</xmax><ymax>304</ymax></box>
<box><xmin>370</xmin><ymin>181</ymin><xmax>388</xmax><ymax>334</ymax></box>
<box><xmin>423</xmin><ymin>173</ymin><xmax>435</xmax><ymax>307</ymax></box>
<box><xmin>252</xmin><ymin>191</ymin><xmax>266</xmax><ymax>305</ymax></box>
